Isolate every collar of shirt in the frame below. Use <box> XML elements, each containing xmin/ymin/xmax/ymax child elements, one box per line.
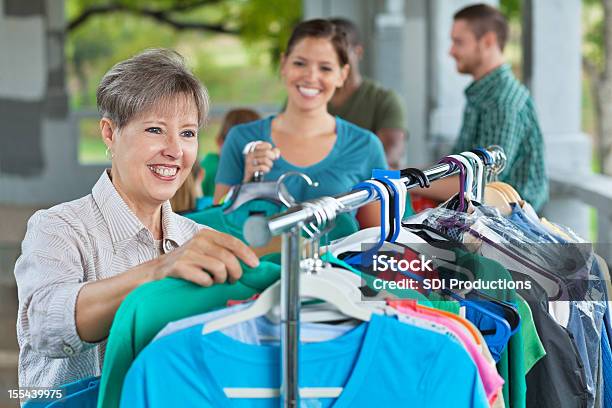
<box><xmin>91</xmin><ymin>170</ymin><xmax>184</xmax><ymax>250</ymax></box>
<box><xmin>464</xmin><ymin>63</ymin><xmax>513</xmax><ymax>106</ymax></box>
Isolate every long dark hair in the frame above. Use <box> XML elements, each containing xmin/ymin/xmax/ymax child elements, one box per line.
<box><xmin>285</xmin><ymin>19</ymin><xmax>349</xmax><ymax>66</ymax></box>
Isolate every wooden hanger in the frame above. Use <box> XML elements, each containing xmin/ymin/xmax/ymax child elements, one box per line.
<box><xmin>488</xmin><ymin>182</ymin><xmax>521</xmax><ymax>203</ymax></box>
<box><xmin>484</xmin><ymin>185</ymin><xmax>512</xmax><ymax>215</ymax></box>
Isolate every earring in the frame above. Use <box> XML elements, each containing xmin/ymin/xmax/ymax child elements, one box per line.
<box><xmin>105</xmin><ymin>147</ymin><xmax>114</xmax><ymax>160</ymax></box>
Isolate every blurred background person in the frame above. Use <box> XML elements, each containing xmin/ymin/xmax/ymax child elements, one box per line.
<box><xmin>328</xmin><ymin>17</ymin><xmax>406</xmax><ymax>170</ymax></box>
<box><xmin>170</xmin><ymin>162</ymin><xmax>208</xmax><ymax>214</ymax></box>
<box><xmin>416</xmin><ymin>4</ymin><xmax>548</xmax><ymax>211</ymax></box>
<box><xmin>200</xmin><ymin>108</ymin><xmax>261</xmax><ymax>199</ymax></box>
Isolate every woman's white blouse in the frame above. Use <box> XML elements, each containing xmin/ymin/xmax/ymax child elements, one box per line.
<box><xmin>14</xmin><ymin>171</ymin><xmax>204</xmax><ymax>388</ymax></box>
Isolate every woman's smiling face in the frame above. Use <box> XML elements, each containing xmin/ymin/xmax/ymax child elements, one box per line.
<box><xmin>281</xmin><ymin>36</ymin><xmax>349</xmax><ymax>112</ymax></box>
<box><xmin>102</xmin><ymin>93</ymin><xmax>199</xmax><ymax>208</ymax></box>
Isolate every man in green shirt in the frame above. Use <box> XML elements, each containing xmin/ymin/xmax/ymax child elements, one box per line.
<box><xmin>420</xmin><ymin>4</ymin><xmax>549</xmax><ymax>211</ymax></box>
<box><xmin>329</xmin><ymin>18</ymin><xmax>406</xmax><ymax>169</ymax></box>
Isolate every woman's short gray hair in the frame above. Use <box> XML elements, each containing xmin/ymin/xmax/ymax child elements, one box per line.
<box><xmin>96</xmin><ymin>48</ymin><xmax>209</xmax><ymax>129</ymax></box>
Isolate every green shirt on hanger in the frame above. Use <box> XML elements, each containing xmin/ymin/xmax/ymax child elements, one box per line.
<box><xmin>97</xmin><ymin>256</ymin><xmax>281</xmax><ymax>408</ymax></box>
<box><xmin>516</xmin><ymin>294</ymin><xmax>546</xmax><ymax>374</ymax></box>
<box><xmin>451</xmin><ymin>248</ymin><xmax>545</xmax><ymax>408</ymax></box>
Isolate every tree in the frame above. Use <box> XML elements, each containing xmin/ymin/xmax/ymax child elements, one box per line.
<box><xmin>583</xmin><ymin>0</ymin><xmax>612</xmax><ymax>175</ymax></box>
<box><xmin>67</xmin><ymin>0</ymin><xmax>301</xmax><ymax>64</ymax></box>
<box><xmin>66</xmin><ymin>0</ymin><xmax>301</xmax><ymax>109</ymax></box>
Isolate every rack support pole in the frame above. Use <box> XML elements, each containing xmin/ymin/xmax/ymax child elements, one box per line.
<box><xmin>280</xmin><ymin>226</ymin><xmax>301</xmax><ymax>407</ymax></box>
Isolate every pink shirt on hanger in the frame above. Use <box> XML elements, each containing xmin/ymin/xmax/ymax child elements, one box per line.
<box><xmin>392</xmin><ymin>303</ymin><xmax>504</xmax><ymax>405</ymax></box>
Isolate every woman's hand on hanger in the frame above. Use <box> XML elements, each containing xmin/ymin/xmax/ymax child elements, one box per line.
<box><xmin>153</xmin><ymin>229</ymin><xmax>260</xmax><ymax>286</ymax></box>
<box><xmin>243</xmin><ymin>142</ymin><xmax>281</xmax><ymax>182</ymax></box>
<box><xmin>75</xmin><ymin>229</ymin><xmax>259</xmax><ymax>343</ymax></box>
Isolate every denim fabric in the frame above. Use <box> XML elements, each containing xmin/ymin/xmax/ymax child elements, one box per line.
<box><xmin>48</xmin><ymin>382</ymin><xmax>99</xmax><ymax>408</ymax></box>
<box><xmin>601</xmin><ymin>272</ymin><xmax>612</xmax><ymax>408</ymax></box>
<box><xmin>566</xmin><ymin>261</ymin><xmax>606</xmax><ymax>408</ymax></box>
<box><xmin>603</xmin><ymin>318</ymin><xmax>612</xmax><ymax>408</ymax></box>
<box><xmin>508</xmin><ymin>204</ymin><xmax>562</xmax><ymax>244</ymax></box>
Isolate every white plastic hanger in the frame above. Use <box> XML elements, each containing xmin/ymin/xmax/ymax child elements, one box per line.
<box><xmin>460</xmin><ymin>152</ymin><xmax>484</xmax><ymax>202</ymax></box>
<box><xmin>448</xmin><ymin>154</ymin><xmax>474</xmax><ymax>202</ymax></box>
<box><xmin>202</xmin><ymin>269</ymin><xmax>376</xmax><ymax>399</ymax></box>
<box><xmin>327</xmin><ymin>232</ymin><xmax>457</xmax><ymax>261</ymax></box>
<box><xmin>203</xmin><ymin>272</ymin><xmax>373</xmax><ymax>336</ymax></box>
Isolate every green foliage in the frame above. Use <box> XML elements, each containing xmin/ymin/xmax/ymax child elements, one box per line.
<box><xmin>67</xmin><ymin>0</ymin><xmax>214</xmax><ymax>20</ymax></box>
<box><xmin>66</xmin><ymin>0</ymin><xmax>299</xmax><ymax>109</ymax></box>
<box><xmin>238</xmin><ymin>0</ymin><xmax>302</xmax><ymax>63</ymax></box>
<box><xmin>68</xmin><ymin>0</ymin><xmax>301</xmax><ymax>59</ymax></box>
<box><xmin>500</xmin><ymin>0</ymin><xmax>522</xmax><ymax>22</ymax></box>
<box><xmin>583</xmin><ymin>0</ymin><xmax>604</xmax><ymax>70</ymax></box>
<box><xmin>67</xmin><ymin>0</ymin><xmax>296</xmax><ymax>162</ymax></box>
<box><xmin>66</xmin><ymin>12</ymin><xmax>180</xmax><ymax>108</ymax></box>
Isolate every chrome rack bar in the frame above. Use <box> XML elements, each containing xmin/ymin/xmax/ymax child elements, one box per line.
<box><xmin>241</xmin><ymin>146</ymin><xmax>506</xmax><ymax>408</ymax></box>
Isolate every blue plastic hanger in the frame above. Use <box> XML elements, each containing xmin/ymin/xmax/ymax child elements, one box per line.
<box><xmin>443</xmin><ymin>289</ymin><xmax>514</xmax><ymax>360</ymax></box>
<box><xmin>373</xmin><ymin>170</ymin><xmax>402</xmax><ymax>243</ymax></box>
<box><xmin>344</xmin><ymin>180</ymin><xmax>391</xmax><ymax>266</ymax></box>
<box><xmin>472</xmin><ymin>147</ymin><xmax>493</xmax><ymax>165</ymax></box>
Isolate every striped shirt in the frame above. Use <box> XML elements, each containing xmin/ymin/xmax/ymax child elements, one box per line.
<box><xmin>14</xmin><ymin>171</ymin><xmax>204</xmax><ymax>389</ymax></box>
<box><xmin>453</xmin><ymin>64</ymin><xmax>549</xmax><ymax>211</ymax></box>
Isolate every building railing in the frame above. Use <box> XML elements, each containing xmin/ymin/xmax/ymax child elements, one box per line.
<box><xmin>549</xmin><ymin>168</ymin><xmax>612</xmax><ymax>263</ymax></box>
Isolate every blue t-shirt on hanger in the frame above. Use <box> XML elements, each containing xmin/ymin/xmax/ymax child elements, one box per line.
<box><xmin>215</xmin><ymin>116</ymin><xmax>388</xmax><ymax>201</ymax></box>
<box><xmin>121</xmin><ymin>314</ymin><xmax>488</xmax><ymax>408</ymax></box>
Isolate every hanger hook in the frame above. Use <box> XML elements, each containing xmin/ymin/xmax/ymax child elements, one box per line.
<box><xmin>448</xmin><ymin>155</ymin><xmax>474</xmax><ymax>202</ymax></box>
<box><xmin>300</xmin><ymin>200</ymin><xmax>332</xmax><ymax>272</ymax></box>
<box><xmin>276</xmin><ymin>171</ymin><xmax>319</xmax><ymax>207</ymax></box>
<box><xmin>400</xmin><ymin>168</ymin><xmax>430</xmax><ymax>188</ymax></box>
<box><xmin>438</xmin><ymin>157</ymin><xmax>467</xmax><ymax>212</ymax></box>
<box><xmin>486</xmin><ymin>145</ymin><xmax>507</xmax><ymax>182</ymax></box>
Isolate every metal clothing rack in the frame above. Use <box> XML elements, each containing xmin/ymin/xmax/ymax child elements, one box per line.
<box><xmin>243</xmin><ymin>146</ymin><xmax>507</xmax><ymax>408</ymax></box>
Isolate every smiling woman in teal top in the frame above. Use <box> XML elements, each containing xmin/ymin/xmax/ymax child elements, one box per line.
<box><xmin>214</xmin><ymin>19</ymin><xmax>387</xmax><ymax>228</ymax></box>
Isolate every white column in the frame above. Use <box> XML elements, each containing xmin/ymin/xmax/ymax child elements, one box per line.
<box><xmin>403</xmin><ymin>0</ymin><xmax>429</xmax><ymax>166</ymax></box>
<box><xmin>0</xmin><ymin>1</ymin><xmax>104</xmax><ymax>205</ymax></box>
<box><xmin>371</xmin><ymin>0</ymin><xmax>410</xmax><ymax>166</ymax></box>
<box><xmin>524</xmin><ymin>0</ymin><xmax>592</xmax><ymax>238</ymax></box>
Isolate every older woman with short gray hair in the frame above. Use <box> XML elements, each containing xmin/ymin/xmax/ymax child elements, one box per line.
<box><xmin>14</xmin><ymin>49</ymin><xmax>259</xmax><ymax>389</ymax></box>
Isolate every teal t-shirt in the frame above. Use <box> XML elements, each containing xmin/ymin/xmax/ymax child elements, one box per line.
<box><xmin>215</xmin><ymin>116</ymin><xmax>388</xmax><ymax>201</ymax></box>
<box><xmin>97</xmin><ymin>256</ymin><xmax>281</xmax><ymax>408</ymax></box>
